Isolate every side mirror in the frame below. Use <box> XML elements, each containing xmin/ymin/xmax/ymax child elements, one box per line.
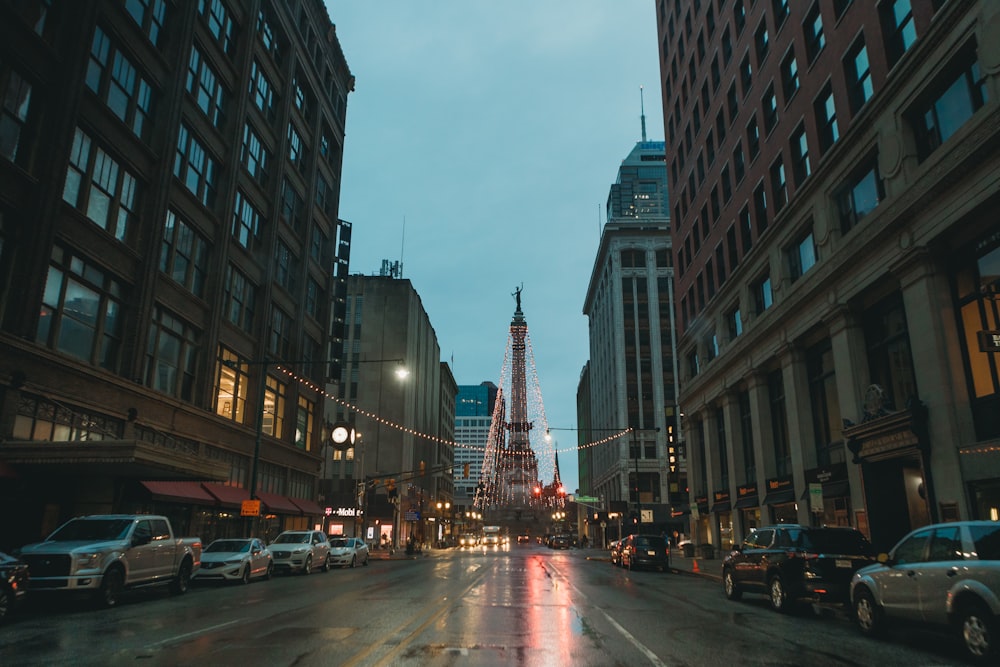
<box><xmin>877</xmin><ymin>552</ymin><xmax>891</xmax><ymax>565</ymax></box>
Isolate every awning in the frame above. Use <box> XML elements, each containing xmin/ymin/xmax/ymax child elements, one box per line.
<box><xmin>141</xmin><ymin>481</ymin><xmax>216</xmax><ymax>505</ymax></box>
<box><xmin>202</xmin><ymin>483</ymin><xmax>250</xmax><ymax>508</ymax></box>
<box><xmin>711</xmin><ymin>501</ymin><xmax>731</xmax><ymax>513</ymax></box>
<box><xmin>763</xmin><ymin>488</ymin><xmax>796</xmax><ymax>505</ymax></box>
<box><xmin>258</xmin><ymin>492</ymin><xmax>301</xmax><ymax>514</ymax></box>
<box><xmin>290</xmin><ymin>497</ymin><xmax>326</xmax><ymax>516</ymax></box>
<box><xmin>734</xmin><ymin>495</ymin><xmax>759</xmax><ymax>509</ymax></box>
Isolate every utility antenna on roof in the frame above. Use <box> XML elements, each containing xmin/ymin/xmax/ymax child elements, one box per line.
<box><xmin>640</xmin><ymin>85</ymin><xmax>647</xmax><ymax>142</ymax></box>
<box><xmin>399</xmin><ymin>216</ymin><xmax>406</xmax><ymax>278</ymax></box>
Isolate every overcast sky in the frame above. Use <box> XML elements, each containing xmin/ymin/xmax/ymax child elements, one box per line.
<box><xmin>327</xmin><ymin>2</ymin><xmax>664</xmax><ymax>494</ymax></box>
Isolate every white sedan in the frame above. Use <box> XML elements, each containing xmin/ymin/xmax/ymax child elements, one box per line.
<box><xmin>194</xmin><ymin>538</ymin><xmax>273</xmax><ymax>584</ymax></box>
<box><xmin>329</xmin><ymin>536</ymin><xmax>369</xmax><ymax>568</ymax></box>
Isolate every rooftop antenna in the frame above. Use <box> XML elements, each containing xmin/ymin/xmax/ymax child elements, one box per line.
<box><xmin>399</xmin><ymin>215</ymin><xmax>405</xmax><ymax>278</ymax></box>
<box><xmin>640</xmin><ymin>85</ymin><xmax>647</xmax><ymax>142</ymax></box>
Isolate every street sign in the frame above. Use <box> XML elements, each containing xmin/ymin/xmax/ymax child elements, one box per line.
<box><xmin>573</xmin><ymin>495</ymin><xmax>600</xmax><ymax>503</ymax></box>
<box><xmin>241</xmin><ymin>500</ymin><xmax>261</xmax><ymax>517</ymax></box>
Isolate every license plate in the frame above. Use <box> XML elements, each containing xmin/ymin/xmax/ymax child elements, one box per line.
<box><xmin>836</xmin><ymin>559</ymin><xmax>851</xmax><ymax>568</ymax></box>
<box><xmin>647</xmin><ymin>550</ymin><xmax>657</xmax><ymax>556</ymax></box>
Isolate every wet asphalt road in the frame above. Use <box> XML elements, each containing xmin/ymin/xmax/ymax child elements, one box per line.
<box><xmin>0</xmin><ymin>544</ymin><xmax>970</xmax><ymax>666</ymax></box>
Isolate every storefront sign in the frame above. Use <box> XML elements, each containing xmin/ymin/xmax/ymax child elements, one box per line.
<box><xmin>328</xmin><ymin>507</ymin><xmax>362</xmax><ymax>517</ymax></box>
<box><xmin>978</xmin><ymin>330</ymin><xmax>1000</xmax><ymax>352</ymax></box>
<box><xmin>809</xmin><ymin>483</ymin><xmax>824</xmax><ymax>514</ymax></box>
<box><xmin>240</xmin><ymin>500</ymin><xmax>261</xmax><ymax>517</ymax></box>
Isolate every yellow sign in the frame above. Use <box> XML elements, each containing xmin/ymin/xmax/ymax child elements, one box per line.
<box><xmin>241</xmin><ymin>500</ymin><xmax>261</xmax><ymax>517</ymax></box>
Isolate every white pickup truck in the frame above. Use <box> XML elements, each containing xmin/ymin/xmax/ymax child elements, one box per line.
<box><xmin>19</xmin><ymin>514</ymin><xmax>202</xmax><ymax>607</ymax></box>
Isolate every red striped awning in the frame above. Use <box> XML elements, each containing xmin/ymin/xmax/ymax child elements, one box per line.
<box><xmin>141</xmin><ymin>481</ymin><xmax>216</xmax><ymax>505</ymax></box>
<box><xmin>289</xmin><ymin>497</ymin><xmax>326</xmax><ymax>516</ymax></box>
<box><xmin>258</xmin><ymin>492</ymin><xmax>302</xmax><ymax>514</ymax></box>
<box><xmin>201</xmin><ymin>483</ymin><xmax>250</xmax><ymax>508</ymax></box>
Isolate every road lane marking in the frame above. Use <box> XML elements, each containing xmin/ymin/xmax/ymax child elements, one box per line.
<box><xmin>146</xmin><ymin>619</ymin><xmax>244</xmax><ymax>648</ymax></box>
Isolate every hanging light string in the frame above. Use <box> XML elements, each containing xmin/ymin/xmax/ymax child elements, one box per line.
<box><xmin>273</xmin><ymin>365</ymin><xmax>631</xmax><ymax>454</ymax></box>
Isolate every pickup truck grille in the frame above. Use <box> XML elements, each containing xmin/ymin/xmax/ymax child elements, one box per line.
<box><xmin>22</xmin><ymin>554</ymin><xmax>72</xmax><ymax>577</ymax></box>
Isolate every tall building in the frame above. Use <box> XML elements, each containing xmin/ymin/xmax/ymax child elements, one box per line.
<box><xmin>581</xmin><ymin>132</ymin><xmax>680</xmax><ymax>539</ymax></box>
<box><xmin>328</xmin><ymin>274</ymin><xmax>455</xmax><ymax>545</ymax></box>
<box><xmin>659</xmin><ymin>0</ymin><xmax>1000</xmax><ymax>553</ymax></box>
<box><xmin>0</xmin><ymin>0</ymin><xmax>353</xmax><ymax>548</ymax></box>
<box><xmin>453</xmin><ymin>382</ymin><xmax>499</xmax><ymax>512</ymax></box>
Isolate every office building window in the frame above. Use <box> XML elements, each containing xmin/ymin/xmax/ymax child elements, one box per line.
<box><xmin>790</xmin><ymin>123</ymin><xmax>811</xmax><ymax>185</ymax></box>
<box><xmin>174</xmin><ymin>124</ymin><xmax>217</xmax><ymax>208</ymax></box>
<box><xmin>1</xmin><ymin>70</ymin><xmax>32</xmax><ymax>164</ymax></box>
<box><xmin>145</xmin><ymin>306</ymin><xmax>199</xmax><ymax>401</ymax></box>
<box><xmin>295</xmin><ymin>395</ymin><xmax>315</xmax><ymax>451</ymax></box>
<box><xmin>257</xmin><ymin>6</ymin><xmax>282</xmax><ymax>64</ymax></box>
<box><xmin>909</xmin><ymin>43</ymin><xmax>988</xmax><ymax>160</ymax></box>
<box><xmin>728</xmin><ymin>82</ymin><xmax>739</xmax><ymax>121</ymax></box>
<box><xmin>160</xmin><ymin>210</ymin><xmax>208</xmax><ymax>297</ymax></box>
<box><xmin>186</xmin><ymin>45</ymin><xmax>225</xmax><ymax>128</ymax></box>
<box><xmin>249</xmin><ymin>60</ymin><xmax>275</xmax><ymax>120</ymax></box>
<box><xmin>199</xmin><ymin>0</ymin><xmax>235</xmax><ymax>55</ymax></box>
<box><xmin>223</xmin><ymin>264</ymin><xmax>256</xmax><ymax>332</ymax></box>
<box><xmin>263</xmin><ymin>376</ymin><xmax>286</xmax><ymax>438</ymax></box>
<box><xmin>807</xmin><ymin>340</ymin><xmax>842</xmax><ymax>466</ymax></box>
<box><xmin>727</xmin><ymin>225</ymin><xmax>740</xmax><ymax>272</ymax></box>
<box><xmin>769</xmin><ymin>156</ymin><xmax>787</xmax><ymax>214</ymax></box>
<box><xmin>733</xmin><ymin>140</ymin><xmax>745</xmax><ymax>183</ymax></box>
<box><xmin>763</xmin><ymin>85</ymin><xmax>778</xmax><ymax>134</ymax></box>
<box><xmin>837</xmin><ymin>157</ymin><xmax>884</xmax><ymax>233</ymax></box>
<box><xmin>739</xmin><ymin>204</ymin><xmax>753</xmax><ymax>254</ymax></box>
<box><xmin>721</xmin><ymin>164</ymin><xmax>732</xmax><ymax>202</ymax></box>
<box><xmin>804</xmin><ymin>3</ymin><xmax>825</xmax><ymax>63</ymax></box>
<box><xmin>835</xmin><ymin>0</ymin><xmax>854</xmax><ymax>19</ymax></box>
<box><xmin>815</xmin><ymin>83</ymin><xmax>840</xmax><ymax>152</ymax></box>
<box><xmin>305</xmin><ymin>277</ymin><xmax>320</xmax><ymax>320</ymax></box>
<box><xmin>241</xmin><ymin>123</ymin><xmax>269</xmax><ymax>184</ymax></box>
<box><xmin>754</xmin><ymin>20</ymin><xmax>770</xmax><ymax>65</ymax></box>
<box><xmin>37</xmin><ymin>246</ymin><xmax>124</xmax><ymax>370</ymax></box>
<box><xmin>63</xmin><ymin>128</ymin><xmax>138</xmax><ymax>242</ymax></box>
<box><xmin>753</xmin><ymin>274</ymin><xmax>773</xmax><ymax>314</ymax></box>
<box><xmin>214</xmin><ymin>346</ymin><xmax>248</xmax><ymax>423</ymax></box>
<box><xmin>773</xmin><ymin>0</ymin><xmax>790</xmax><ymax>27</ymax></box>
<box><xmin>722</xmin><ymin>26</ymin><xmax>733</xmax><ymax>65</ymax></box>
<box><xmin>316</xmin><ymin>172</ymin><xmax>334</xmax><ymax>216</ymax></box>
<box><xmin>788</xmin><ymin>228</ymin><xmax>817</xmax><ymax>281</ymax></box>
<box><xmin>270</xmin><ymin>307</ymin><xmax>292</xmax><ymax>359</ymax></box>
<box><xmin>740</xmin><ymin>53</ymin><xmax>753</xmax><ymax>95</ymax></box>
<box><xmin>734</xmin><ymin>0</ymin><xmax>746</xmax><ymax>35</ymax></box>
<box><xmin>746</xmin><ymin>116</ymin><xmax>760</xmax><ymax>160</ymax></box>
<box><xmin>881</xmin><ymin>0</ymin><xmax>916</xmax><ymax>68</ymax></box>
<box><xmin>310</xmin><ymin>225</ymin><xmax>326</xmax><ymax>263</ymax></box>
<box><xmin>232</xmin><ymin>190</ymin><xmax>262</xmax><ymax>250</ymax></box>
<box><xmin>688</xmin><ymin>349</ymin><xmax>700</xmax><ymax>377</ymax></box>
<box><xmin>768</xmin><ymin>369</ymin><xmax>791</xmax><ymax>476</ymax></box>
<box><xmin>864</xmin><ymin>293</ymin><xmax>917</xmax><ymax>411</ymax></box>
<box><xmin>728</xmin><ymin>305</ymin><xmax>743</xmax><ymax>340</ymax></box>
<box><xmin>753</xmin><ymin>182</ymin><xmax>768</xmax><ymax>233</ymax></box>
<box><xmin>280</xmin><ymin>178</ymin><xmax>304</xmax><ymax>232</ymax></box>
<box><xmin>125</xmin><ymin>0</ymin><xmax>167</xmax><ymax>46</ymax></box>
<box><xmin>288</xmin><ymin>122</ymin><xmax>305</xmax><ymax>169</ymax></box>
<box><xmin>845</xmin><ymin>38</ymin><xmax>874</xmax><ymax>113</ymax></box>
<box><xmin>275</xmin><ymin>240</ymin><xmax>298</xmax><ymax>293</ymax></box>
<box><xmin>87</xmin><ymin>27</ymin><xmax>153</xmax><ymax>140</ymax></box>
<box><xmin>781</xmin><ymin>49</ymin><xmax>799</xmax><ymax>100</ymax></box>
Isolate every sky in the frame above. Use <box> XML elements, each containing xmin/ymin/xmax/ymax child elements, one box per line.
<box><xmin>327</xmin><ymin>2</ymin><xmax>664</xmax><ymax>494</ymax></box>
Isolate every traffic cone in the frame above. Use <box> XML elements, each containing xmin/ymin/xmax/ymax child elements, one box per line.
<box><xmin>692</xmin><ymin>558</ymin><xmax>700</xmax><ymax>573</ymax></box>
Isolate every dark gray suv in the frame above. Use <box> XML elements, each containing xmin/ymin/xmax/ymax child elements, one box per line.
<box><xmin>723</xmin><ymin>524</ymin><xmax>876</xmax><ymax>612</ymax></box>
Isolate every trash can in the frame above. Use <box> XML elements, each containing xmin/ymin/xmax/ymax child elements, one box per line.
<box><xmin>698</xmin><ymin>543</ymin><xmax>715</xmax><ymax>560</ymax></box>
<box><xmin>682</xmin><ymin>543</ymin><xmax>695</xmax><ymax>557</ymax></box>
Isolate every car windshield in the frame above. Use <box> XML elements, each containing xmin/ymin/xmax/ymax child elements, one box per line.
<box><xmin>47</xmin><ymin>518</ymin><xmax>133</xmax><ymax>542</ymax></box>
<box><xmin>273</xmin><ymin>533</ymin><xmax>309</xmax><ymax>544</ymax></box>
<box><xmin>635</xmin><ymin>536</ymin><xmax>666</xmax><ymax>549</ymax></box>
<box><xmin>206</xmin><ymin>540</ymin><xmax>250</xmax><ymax>553</ymax></box>
<box><xmin>330</xmin><ymin>538</ymin><xmax>349</xmax><ymax>547</ymax></box>
<box><xmin>970</xmin><ymin>524</ymin><xmax>1000</xmax><ymax>560</ymax></box>
<box><xmin>797</xmin><ymin>529</ymin><xmax>873</xmax><ymax>554</ymax></box>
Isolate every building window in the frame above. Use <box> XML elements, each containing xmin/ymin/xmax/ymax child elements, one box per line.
<box><xmin>728</xmin><ymin>305</ymin><xmax>743</xmax><ymax>340</ymax></box>
<box><xmin>734</xmin><ymin>0</ymin><xmax>746</xmax><ymax>34</ymax></box>
<box><xmin>769</xmin><ymin>156</ymin><xmax>787</xmax><ymax>214</ymax></box>
<box><xmin>773</xmin><ymin>0</ymin><xmax>790</xmax><ymax>27</ymax></box>
<box><xmin>275</xmin><ymin>240</ymin><xmax>298</xmax><ymax>293</ymax></box>
<box><xmin>310</xmin><ymin>225</ymin><xmax>326</xmax><ymax>263</ymax></box>
<box><xmin>86</xmin><ymin>27</ymin><xmax>154</xmax><ymax>140</ymax></box>
<box><xmin>788</xmin><ymin>228</ymin><xmax>817</xmax><ymax>281</ymax></box>
<box><xmin>835</xmin><ymin>0</ymin><xmax>854</xmax><ymax>20</ymax></box>
<box><xmin>804</xmin><ymin>2</ymin><xmax>825</xmax><ymax>63</ymax></box>
<box><xmin>305</xmin><ymin>277</ymin><xmax>320</xmax><ymax>320</ymax></box>
<box><xmin>721</xmin><ymin>164</ymin><xmax>733</xmax><ymax>202</ymax></box>
<box><xmin>753</xmin><ymin>274</ymin><xmax>773</xmax><ymax>314</ymax></box>
<box><xmin>37</xmin><ymin>246</ymin><xmax>124</xmax><ymax>370</ymax></box>
<box><xmin>174</xmin><ymin>124</ymin><xmax>217</xmax><ymax>208</ymax></box>
<box><xmin>864</xmin><ymin>293</ymin><xmax>917</xmax><ymax>410</ymax></box>
<box><xmin>223</xmin><ymin>264</ymin><xmax>255</xmax><ymax>332</ymax></box>
<box><xmin>740</xmin><ymin>53</ymin><xmax>753</xmax><ymax>95</ymax></box>
<box><xmin>288</xmin><ymin>122</ymin><xmax>305</xmax><ymax>169</ymax></box>
<box><xmin>881</xmin><ymin>0</ymin><xmax>916</xmax><ymax>68</ymax></box>
<box><xmin>280</xmin><ymin>178</ymin><xmax>304</xmax><ymax>232</ymax></box>
<box><xmin>845</xmin><ymin>38</ymin><xmax>874</xmax><ymax>114</ymax></box>
<box><xmin>746</xmin><ymin>116</ymin><xmax>760</xmax><ymax>160</ymax></box>
<box><xmin>837</xmin><ymin>157</ymin><xmax>884</xmax><ymax>233</ymax></box>
<box><xmin>1</xmin><ymin>70</ymin><xmax>32</xmax><ymax>164</ymax></box>
<box><xmin>187</xmin><ymin>45</ymin><xmax>225</xmax><ymax>128</ymax></box>
<box><xmin>249</xmin><ymin>60</ymin><xmax>275</xmax><ymax>120</ymax></box>
<box><xmin>125</xmin><ymin>0</ymin><xmax>167</xmax><ymax>46</ymax></box>
<box><xmin>815</xmin><ymin>83</ymin><xmax>840</xmax><ymax>152</ymax></box>
<box><xmin>295</xmin><ymin>395</ymin><xmax>315</xmax><ymax>450</ymax></box>
<box><xmin>160</xmin><ymin>210</ymin><xmax>208</xmax><ymax>297</ymax></box>
<box><xmin>807</xmin><ymin>341</ymin><xmax>842</xmax><ymax>466</ymax></box>
<box><xmin>763</xmin><ymin>85</ymin><xmax>778</xmax><ymax>134</ymax></box>
<box><xmin>716</xmin><ymin>244</ymin><xmax>727</xmax><ymax>286</ymax></box>
<box><xmin>199</xmin><ymin>0</ymin><xmax>234</xmax><ymax>55</ymax></box>
<box><xmin>727</xmin><ymin>82</ymin><xmax>739</xmax><ymax>121</ymax></box>
<box><xmin>790</xmin><ymin>123</ymin><xmax>811</xmax><ymax>185</ymax></box>
<box><xmin>722</xmin><ymin>26</ymin><xmax>733</xmax><ymax>65</ymax></box>
<box><xmin>241</xmin><ymin>123</ymin><xmax>269</xmax><ymax>184</ymax></box>
<box><xmin>781</xmin><ymin>49</ymin><xmax>799</xmax><ymax>101</ymax></box>
<box><xmin>909</xmin><ymin>43</ymin><xmax>988</xmax><ymax>160</ymax></box>
<box><xmin>257</xmin><ymin>6</ymin><xmax>282</xmax><ymax>63</ymax></box>
<box><xmin>263</xmin><ymin>376</ymin><xmax>286</xmax><ymax>438</ymax></box>
<box><xmin>145</xmin><ymin>306</ymin><xmax>199</xmax><ymax>401</ymax></box>
<box><xmin>754</xmin><ymin>20</ymin><xmax>770</xmax><ymax>65</ymax></box>
<box><xmin>214</xmin><ymin>346</ymin><xmax>248</xmax><ymax>423</ymax></box>
<box><xmin>739</xmin><ymin>205</ymin><xmax>753</xmax><ymax>254</ymax></box>
<box><xmin>733</xmin><ymin>141</ymin><xmax>745</xmax><ymax>183</ymax></box>
<box><xmin>62</xmin><ymin>128</ymin><xmax>138</xmax><ymax>242</ymax></box>
<box><xmin>688</xmin><ymin>349</ymin><xmax>700</xmax><ymax>377</ymax></box>
<box><xmin>753</xmin><ymin>182</ymin><xmax>768</xmax><ymax>233</ymax></box>
<box><xmin>270</xmin><ymin>307</ymin><xmax>292</xmax><ymax>359</ymax></box>
<box><xmin>768</xmin><ymin>369</ymin><xmax>791</xmax><ymax>476</ymax></box>
<box><xmin>316</xmin><ymin>172</ymin><xmax>333</xmax><ymax>216</ymax></box>
<box><xmin>232</xmin><ymin>190</ymin><xmax>262</xmax><ymax>251</ymax></box>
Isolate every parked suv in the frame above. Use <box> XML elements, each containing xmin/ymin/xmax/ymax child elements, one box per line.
<box><xmin>723</xmin><ymin>524</ymin><xmax>876</xmax><ymax>612</ymax></box>
<box><xmin>620</xmin><ymin>534</ymin><xmax>670</xmax><ymax>571</ymax></box>
<box><xmin>270</xmin><ymin>530</ymin><xmax>331</xmax><ymax>574</ymax></box>
<box><xmin>850</xmin><ymin>520</ymin><xmax>1000</xmax><ymax>663</ymax></box>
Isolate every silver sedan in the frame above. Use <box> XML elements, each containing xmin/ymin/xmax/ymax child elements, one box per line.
<box><xmin>194</xmin><ymin>538</ymin><xmax>273</xmax><ymax>584</ymax></box>
<box><xmin>329</xmin><ymin>536</ymin><xmax>369</xmax><ymax>568</ymax></box>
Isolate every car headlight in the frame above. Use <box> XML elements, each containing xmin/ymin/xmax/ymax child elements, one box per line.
<box><xmin>225</xmin><ymin>558</ymin><xmax>243</xmax><ymax>565</ymax></box>
<box><xmin>76</xmin><ymin>553</ymin><xmax>100</xmax><ymax>569</ymax></box>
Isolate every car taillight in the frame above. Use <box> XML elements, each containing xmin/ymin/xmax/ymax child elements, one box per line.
<box><xmin>786</xmin><ymin>550</ymin><xmax>819</xmax><ymax>559</ymax></box>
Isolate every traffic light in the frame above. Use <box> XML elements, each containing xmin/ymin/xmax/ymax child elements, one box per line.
<box><xmin>387</xmin><ymin>478</ymin><xmax>397</xmax><ymax>498</ymax></box>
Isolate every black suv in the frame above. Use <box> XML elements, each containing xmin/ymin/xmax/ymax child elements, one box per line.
<box><xmin>722</xmin><ymin>524</ymin><xmax>875</xmax><ymax>612</ymax></box>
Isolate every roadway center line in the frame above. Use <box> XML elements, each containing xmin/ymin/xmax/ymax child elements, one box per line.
<box><xmin>147</xmin><ymin>619</ymin><xmax>244</xmax><ymax>648</ymax></box>
<box><xmin>545</xmin><ymin>560</ymin><xmax>668</xmax><ymax>667</ymax></box>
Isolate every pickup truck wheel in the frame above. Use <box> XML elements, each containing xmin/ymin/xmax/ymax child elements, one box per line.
<box><xmin>301</xmin><ymin>555</ymin><xmax>312</xmax><ymax>575</ymax></box>
<box><xmin>240</xmin><ymin>564</ymin><xmax>251</xmax><ymax>585</ymax></box>
<box><xmin>96</xmin><ymin>568</ymin><xmax>124</xmax><ymax>608</ymax></box>
<box><xmin>170</xmin><ymin>560</ymin><xmax>192</xmax><ymax>595</ymax></box>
